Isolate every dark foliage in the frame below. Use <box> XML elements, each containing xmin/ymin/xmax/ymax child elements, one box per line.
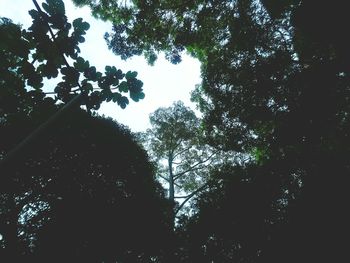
<box><xmin>74</xmin><ymin>0</ymin><xmax>350</xmax><ymax>262</ymax></box>
<box><xmin>2</xmin><ymin>0</ymin><xmax>350</xmax><ymax>262</ymax></box>
<box><xmin>1</xmin><ymin>1</ymin><xmax>172</xmax><ymax>262</ymax></box>
<box><xmin>0</xmin><ymin>108</ymin><xmax>173</xmax><ymax>262</ymax></box>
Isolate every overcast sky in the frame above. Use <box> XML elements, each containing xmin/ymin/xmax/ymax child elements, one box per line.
<box><xmin>0</xmin><ymin>0</ymin><xmax>201</xmax><ymax>132</ymax></box>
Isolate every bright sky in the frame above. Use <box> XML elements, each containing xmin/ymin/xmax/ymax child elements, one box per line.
<box><xmin>0</xmin><ymin>0</ymin><xmax>201</xmax><ymax>132</ymax></box>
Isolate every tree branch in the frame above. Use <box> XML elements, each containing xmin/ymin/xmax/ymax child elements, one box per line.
<box><xmin>174</xmin><ymin>195</ymin><xmax>189</xmax><ymax>199</ymax></box>
<box><xmin>32</xmin><ymin>0</ymin><xmax>70</xmax><ymax>69</ymax></box>
<box><xmin>1</xmin><ymin>1</ymin><xmax>89</xmax><ymax>177</ymax></box>
<box><xmin>157</xmin><ymin>174</ymin><xmax>169</xmax><ymax>182</ymax></box>
<box><xmin>173</xmin><ymin>165</ymin><xmax>205</xmax><ymax>181</ymax></box>
<box><xmin>173</xmin><ymin>151</ymin><xmax>217</xmax><ymax>180</ymax></box>
<box><xmin>174</xmin><ymin>182</ymin><xmax>212</xmax><ymax>215</ymax></box>
<box><xmin>32</xmin><ymin>0</ymin><xmax>91</xmax><ymax>113</ymax></box>
<box><xmin>172</xmin><ymin>145</ymin><xmax>192</xmax><ymax>159</ymax></box>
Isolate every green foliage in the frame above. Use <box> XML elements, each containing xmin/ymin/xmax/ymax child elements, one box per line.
<box><xmin>139</xmin><ymin>101</ymin><xmax>234</xmax><ymax>220</ymax></box>
<box><xmin>140</xmin><ymin>102</ymin><xmax>203</xmax><ymax>194</ymax></box>
<box><xmin>1</xmin><ymin>0</ymin><xmax>145</xmax><ymax>114</ymax></box>
<box><xmin>144</xmin><ymin>101</ymin><xmax>200</xmax><ymax>160</ymax></box>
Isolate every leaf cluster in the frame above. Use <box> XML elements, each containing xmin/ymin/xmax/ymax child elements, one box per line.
<box><xmin>1</xmin><ymin>0</ymin><xmax>145</xmax><ymax>114</ymax></box>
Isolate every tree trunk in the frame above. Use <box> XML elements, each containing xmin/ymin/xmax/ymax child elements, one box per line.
<box><xmin>164</xmin><ymin>155</ymin><xmax>177</xmax><ymax>261</ymax></box>
<box><xmin>167</xmin><ymin>154</ymin><xmax>176</xmax><ymax>230</ymax></box>
<box><xmin>168</xmin><ymin>155</ymin><xmax>175</xmax><ymax>202</ymax></box>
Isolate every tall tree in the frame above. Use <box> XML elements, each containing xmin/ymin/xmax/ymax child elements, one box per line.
<box><xmin>139</xmin><ymin>101</ymin><xmax>230</xmax><ymax>220</ymax></box>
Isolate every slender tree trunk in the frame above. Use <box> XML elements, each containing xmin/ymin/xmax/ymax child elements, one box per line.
<box><xmin>168</xmin><ymin>155</ymin><xmax>174</xmax><ymax>202</ymax></box>
<box><xmin>165</xmin><ymin>154</ymin><xmax>177</xmax><ymax>261</ymax></box>
<box><xmin>167</xmin><ymin>154</ymin><xmax>176</xmax><ymax>230</ymax></box>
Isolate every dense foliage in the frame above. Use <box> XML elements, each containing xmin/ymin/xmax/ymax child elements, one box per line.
<box><xmin>139</xmin><ymin>101</ymin><xmax>240</xmax><ymax>221</ymax></box>
<box><xmin>74</xmin><ymin>0</ymin><xmax>350</xmax><ymax>262</ymax></box>
<box><xmin>140</xmin><ymin>101</ymin><xmax>202</xmax><ymax>201</ymax></box>
<box><xmin>2</xmin><ymin>0</ymin><xmax>350</xmax><ymax>262</ymax></box>
<box><xmin>1</xmin><ymin>109</ymin><xmax>172</xmax><ymax>262</ymax></box>
<box><xmin>139</xmin><ymin>102</ymin><xmax>221</xmax><ymax>218</ymax></box>
<box><xmin>0</xmin><ymin>0</ymin><xmax>172</xmax><ymax>262</ymax></box>
<box><xmin>1</xmin><ymin>0</ymin><xmax>145</xmax><ymax>119</ymax></box>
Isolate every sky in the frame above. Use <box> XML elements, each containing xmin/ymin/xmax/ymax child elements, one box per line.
<box><xmin>0</xmin><ymin>0</ymin><xmax>202</xmax><ymax>132</ymax></box>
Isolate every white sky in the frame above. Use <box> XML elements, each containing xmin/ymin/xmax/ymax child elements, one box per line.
<box><xmin>0</xmin><ymin>0</ymin><xmax>201</xmax><ymax>132</ymax></box>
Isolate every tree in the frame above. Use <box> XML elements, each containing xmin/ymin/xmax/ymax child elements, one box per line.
<box><xmin>1</xmin><ymin>1</ymin><xmax>175</xmax><ymax>261</ymax></box>
<box><xmin>0</xmin><ymin>0</ymin><xmax>145</xmax><ymax>174</ymax></box>
<box><xmin>141</xmin><ymin>101</ymin><xmax>201</xmax><ymax>211</ymax></box>
<box><xmin>76</xmin><ymin>1</ymin><xmax>350</xmax><ymax>262</ymax></box>
<box><xmin>139</xmin><ymin>101</ymin><xmax>230</xmax><ymax>221</ymax></box>
<box><xmin>175</xmin><ymin>163</ymin><xmax>288</xmax><ymax>263</ymax></box>
<box><xmin>138</xmin><ymin>101</ymin><xmax>231</xmax><ymax>262</ymax></box>
<box><xmin>0</xmin><ymin>108</ymin><xmax>173</xmax><ymax>262</ymax></box>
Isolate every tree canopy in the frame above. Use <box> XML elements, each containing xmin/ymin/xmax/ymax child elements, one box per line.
<box><xmin>1</xmin><ymin>0</ymin><xmax>146</xmax><ymax>184</ymax></box>
<box><xmin>0</xmin><ymin>109</ymin><xmax>172</xmax><ymax>262</ymax></box>
<box><xmin>139</xmin><ymin>101</ymin><xmax>229</xmax><ymax>219</ymax></box>
<box><xmin>1</xmin><ymin>0</ymin><xmax>144</xmax><ymax>112</ymax></box>
<box><xmin>74</xmin><ymin>0</ymin><xmax>350</xmax><ymax>261</ymax></box>
<box><xmin>0</xmin><ymin>0</ymin><xmax>172</xmax><ymax>262</ymax></box>
<box><xmin>2</xmin><ymin>0</ymin><xmax>350</xmax><ymax>262</ymax></box>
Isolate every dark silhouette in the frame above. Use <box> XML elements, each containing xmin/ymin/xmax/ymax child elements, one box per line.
<box><xmin>1</xmin><ymin>1</ymin><xmax>171</xmax><ymax>262</ymax></box>
<box><xmin>0</xmin><ymin>108</ymin><xmax>172</xmax><ymax>262</ymax></box>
